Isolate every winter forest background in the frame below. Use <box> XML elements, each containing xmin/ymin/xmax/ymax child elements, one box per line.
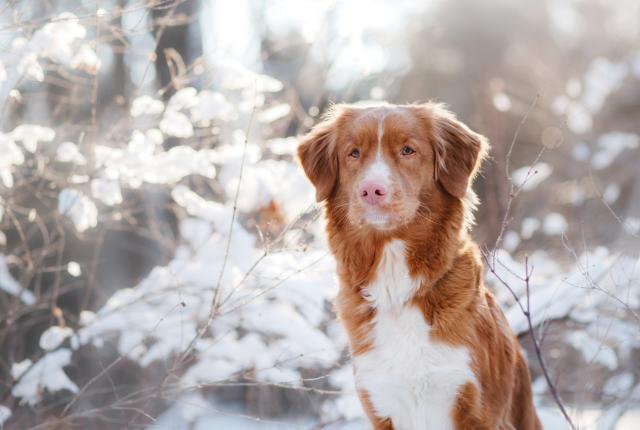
<box><xmin>1</xmin><ymin>0</ymin><xmax>639</xmax><ymax>429</ymax></box>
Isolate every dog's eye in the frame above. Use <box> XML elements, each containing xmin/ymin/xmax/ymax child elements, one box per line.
<box><xmin>349</xmin><ymin>148</ymin><xmax>360</xmax><ymax>159</ymax></box>
<box><xmin>401</xmin><ymin>146</ymin><xmax>416</xmax><ymax>156</ymax></box>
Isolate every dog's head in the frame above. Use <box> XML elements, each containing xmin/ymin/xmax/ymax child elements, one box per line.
<box><xmin>297</xmin><ymin>103</ymin><xmax>488</xmax><ymax>232</ymax></box>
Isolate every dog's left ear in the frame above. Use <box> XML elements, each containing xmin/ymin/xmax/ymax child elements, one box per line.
<box><xmin>414</xmin><ymin>104</ymin><xmax>489</xmax><ymax>199</ymax></box>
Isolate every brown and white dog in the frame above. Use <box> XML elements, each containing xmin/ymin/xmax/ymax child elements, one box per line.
<box><xmin>297</xmin><ymin>103</ymin><xmax>542</xmax><ymax>430</ymax></box>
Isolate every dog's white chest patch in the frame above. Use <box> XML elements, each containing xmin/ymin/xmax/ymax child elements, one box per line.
<box><xmin>354</xmin><ymin>240</ymin><xmax>475</xmax><ymax>430</ymax></box>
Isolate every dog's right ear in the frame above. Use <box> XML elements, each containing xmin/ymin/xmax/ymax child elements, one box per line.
<box><xmin>297</xmin><ymin>109</ymin><xmax>341</xmax><ymax>202</ymax></box>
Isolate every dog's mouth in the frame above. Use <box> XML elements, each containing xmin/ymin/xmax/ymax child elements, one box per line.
<box><xmin>355</xmin><ymin>204</ymin><xmax>412</xmax><ymax>231</ymax></box>
<box><xmin>362</xmin><ymin>208</ymin><xmax>392</xmax><ymax>228</ymax></box>
<box><xmin>347</xmin><ymin>190</ymin><xmax>420</xmax><ymax>231</ymax></box>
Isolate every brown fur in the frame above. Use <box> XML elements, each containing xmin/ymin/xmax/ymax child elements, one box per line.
<box><xmin>298</xmin><ymin>102</ymin><xmax>541</xmax><ymax>429</ymax></box>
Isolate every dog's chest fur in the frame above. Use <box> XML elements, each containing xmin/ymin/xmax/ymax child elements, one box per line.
<box><xmin>353</xmin><ymin>240</ymin><xmax>475</xmax><ymax>430</ymax></box>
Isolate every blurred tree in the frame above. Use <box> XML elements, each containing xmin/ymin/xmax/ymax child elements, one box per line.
<box><xmin>151</xmin><ymin>0</ymin><xmax>202</xmax><ymax>100</ymax></box>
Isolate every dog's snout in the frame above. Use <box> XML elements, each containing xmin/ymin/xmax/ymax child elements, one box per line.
<box><xmin>359</xmin><ymin>180</ymin><xmax>387</xmax><ymax>205</ymax></box>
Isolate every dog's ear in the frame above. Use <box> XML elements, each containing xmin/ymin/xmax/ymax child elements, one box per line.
<box><xmin>297</xmin><ymin>108</ymin><xmax>342</xmax><ymax>202</ymax></box>
<box><xmin>414</xmin><ymin>103</ymin><xmax>489</xmax><ymax>199</ymax></box>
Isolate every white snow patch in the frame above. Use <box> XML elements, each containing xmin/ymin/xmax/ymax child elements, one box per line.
<box><xmin>11</xmin><ymin>124</ymin><xmax>55</xmax><ymax>153</ymax></box>
<box><xmin>602</xmin><ymin>183</ymin><xmax>620</xmax><ymax>204</ymax></box>
<box><xmin>257</xmin><ymin>103</ymin><xmax>291</xmax><ymax>123</ymax></box>
<box><xmin>0</xmin><ymin>254</ymin><xmax>35</xmax><ymax>305</ymax></box>
<box><xmin>572</xmin><ymin>141</ymin><xmax>590</xmax><ymax>161</ymax></box>
<box><xmin>217</xmin><ymin>157</ymin><xmax>314</xmax><ymax>220</ymax></box>
<box><xmin>58</xmin><ymin>188</ymin><xmax>98</xmax><ymax>232</ymax></box>
<box><xmin>267</xmin><ymin>137</ymin><xmax>298</xmax><ymax>155</ymax></box>
<box><xmin>167</xmin><ymin>87</ymin><xmax>199</xmax><ymax>111</ymax></box>
<box><xmin>39</xmin><ymin>326</ymin><xmax>74</xmax><ymax>351</ymax></box>
<box><xmin>56</xmin><ymin>141</ymin><xmax>86</xmax><ymax>165</ymax></box>
<box><xmin>67</xmin><ymin>261</ymin><xmax>82</xmax><ymax>277</ymax></box>
<box><xmin>512</xmin><ymin>162</ymin><xmax>552</xmax><ymax>191</ymax></box>
<box><xmin>190</xmin><ymin>90</ymin><xmax>234</xmax><ymax>122</ymax></box>
<box><xmin>0</xmin><ymin>134</ymin><xmax>25</xmax><ymax>188</ymax></box>
<box><xmin>0</xmin><ymin>405</ymin><xmax>10</xmax><ymax>425</ymax></box>
<box><xmin>521</xmin><ymin>217</ymin><xmax>540</xmax><ymax>239</ymax></box>
<box><xmin>566</xmin><ymin>331</ymin><xmax>617</xmax><ymax>369</ymax></box>
<box><xmin>12</xmin><ymin>349</ymin><xmax>78</xmax><ymax>405</ymax></box>
<box><xmin>91</xmin><ymin>178</ymin><xmax>123</xmax><ymax>206</ymax></box>
<box><xmin>130</xmin><ymin>95</ymin><xmax>164</xmax><ymax>117</ymax></box>
<box><xmin>623</xmin><ymin>217</ymin><xmax>640</xmax><ymax>235</ymax></box>
<box><xmin>492</xmin><ymin>92</ymin><xmax>511</xmax><ymax>112</ymax></box>
<box><xmin>592</xmin><ymin>133</ymin><xmax>639</xmax><ymax>170</ymax></box>
<box><xmin>503</xmin><ymin>230</ymin><xmax>521</xmax><ymax>251</ymax></box>
<box><xmin>543</xmin><ymin>212</ymin><xmax>567</xmax><ymax>235</ymax></box>
<box><xmin>604</xmin><ymin>373</ymin><xmax>634</xmax><ymax>396</ymax></box>
<box><xmin>160</xmin><ymin>110</ymin><xmax>194</xmax><ymax>138</ymax></box>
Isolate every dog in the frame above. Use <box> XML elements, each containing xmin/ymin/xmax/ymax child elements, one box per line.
<box><xmin>297</xmin><ymin>102</ymin><xmax>542</xmax><ymax>430</ymax></box>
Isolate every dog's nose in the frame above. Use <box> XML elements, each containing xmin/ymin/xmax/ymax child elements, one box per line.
<box><xmin>359</xmin><ymin>181</ymin><xmax>387</xmax><ymax>205</ymax></box>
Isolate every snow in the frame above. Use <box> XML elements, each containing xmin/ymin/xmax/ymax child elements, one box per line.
<box><xmin>572</xmin><ymin>141</ymin><xmax>591</xmax><ymax>161</ymax></box>
<box><xmin>543</xmin><ymin>212</ymin><xmax>568</xmax><ymax>235</ymax></box>
<box><xmin>58</xmin><ymin>188</ymin><xmax>98</xmax><ymax>232</ymax></box>
<box><xmin>553</xmin><ymin>57</ymin><xmax>629</xmax><ymax>135</ymax></box>
<box><xmin>130</xmin><ymin>95</ymin><xmax>165</xmax><ymax>117</ymax></box>
<box><xmin>57</xmin><ymin>141</ymin><xmax>87</xmax><ymax>165</ymax></box>
<box><xmin>67</xmin><ymin>261</ymin><xmax>82</xmax><ymax>277</ymax></box>
<box><xmin>502</xmin><ymin>230</ymin><xmax>521</xmax><ymax>252</ymax></box>
<box><xmin>11</xmin><ymin>124</ymin><xmax>54</xmax><ymax>154</ymax></box>
<box><xmin>71</xmin><ymin>43</ymin><xmax>101</xmax><ymax>73</ymax></box>
<box><xmin>218</xmin><ymin>159</ymin><xmax>315</xmax><ymax>219</ymax></box>
<box><xmin>94</xmin><ymin>135</ymin><xmax>216</xmax><ymax>188</ymax></box>
<box><xmin>64</xmin><ymin>176</ymin><xmax>338</xmax><ymax>396</ymax></box>
<box><xmin>0</xmin><ymin>254</ymin><xmax>35</xmax><ymax>305</ymax></box>
<box><xmin>151</xmin><ymin>395</ymin><xmax>308</xmax><ymax>430</ymax></box>
<box><xmin>190</xmin><ymin>90</ymin><xmax>234</xmax><ymax>123</ymax></box>
<box><xmin>512</xmin><ymin>162</ymin><xmax>553</xmax><ymax>191</ymax></box>
<box><xmin>12</xmin><ymin>349</ymin><xmax>79</xmax><ymax>405</ymax></box>
<box><xmin>492</xmin><ymin>92</ymin><xmax>512</xmax><ymax>112</ymax></box>
<box><xmin>18</xmin><ymin>52</ymin><xmax>44</xmax><ymax>81</ymax></box>
<box><xmin>167</xmin><ymin>87</ymin><xmax>199</xmax><ymax>111</ymax></box>
<box><xmin>566</xmin><ymin>102</ymin><xmax>593</xmax><ymax>134</ymax></box>
<box><xmin>497</xmin><ymin>246</ymin><xmax>632</xmax><ymax>336</ymax></box>
<box><xmin>214</xmin><ymin>60</ymin><xmax>284</xmax><ymax>93</ymax></box>
<box><xmin>603</xmin><ymin>183</ymin><xmax>620</xmax><ymax>204</ymax></box>
<box><xmin>0</xmin><ymin>406</ymin><xmax>10</xmax><ymax>426</ymax></box>
<box><xmin>0</xmin><ymin>134</ymin><xmax>25</xmax><ymax>188</ymax></box>
<box><xmin>591</xmin><ymin>133</ymin><xmax>639</xmax><ymax>170</ymax></box>
<box><xmin>581</xmin><ymin>58</ymin><xmax>628</xmax><ymax>113</ymax></box>
<box><xmin>566</xmin><ymin>331</ymin><xmax>618</xmax><ymax>369</ymax></box>
<box><xmin>39</xmin><ymin>326</ymin><xmax>74</xmax><ymax>351</ymax></box>
<box><xmin>91</xmin><ymin>178</ymin><xmax>123</xmax><ymax>206</ymax></box>
<box><xmin>11</xmin><ymin>359</ymin><xmax>32</xmax><ymax>380</ymax></box>
<box><xmin>160</xmin><ymin>110</ymin><xmax>195</xmax><ymax>138</ymax></box>
<box><xmin>622</xmin><ymin>217</ymin><xmax>640</xmax><ymax>235</ymax></box>
<box><xmin>604</xmin><ymin>373</ymin><xmax>634</xmax><ymax>396</ymax></box>
<box><xmin>12</xmin><ymin>12</ymin><xmax>99</xmax><ymax>81</ymax></box>
<box><xmin>521</xmin><ymin>217</ymin><xmax>540</xmax><ymax>239</ymax></box>
<box><xmin>267</xmin><ymin>137</ymin><xmax>298</xmax><ymax>155</ymax></box>
<box><xmin>257</xmin><ymin>103</ymin><xmax>291</xmax><ymax>123</ymax></box>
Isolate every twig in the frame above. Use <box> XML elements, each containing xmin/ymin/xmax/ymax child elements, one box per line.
<box><xmin>484</xmin><ymin>252</ymin><xmax>577</xmax><ymax>429</ymax></box>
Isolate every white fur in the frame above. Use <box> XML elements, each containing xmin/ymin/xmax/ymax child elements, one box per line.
<box><xmin>363</xmin><ymin>157</ymin><xmax>390</xmax><ymax>185</ymax></box>
<box><xmin>354</xmin><ymin>240</ymin><xmax>476</xmax><ymax>430</ymax></box>
<box><xmin>363</xmin><ymin>115</ymin><xmax>391</xmax><ymax>186</ymax></box>
<box><xmin>377</xmin><ymin>116</ymin><xmax>385</xmax><ymax>149</ymax></box>
<box><xmin>362</xmin><ymin>240</ymin><xmax>419</xmax><ymax>310</ymax></box>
